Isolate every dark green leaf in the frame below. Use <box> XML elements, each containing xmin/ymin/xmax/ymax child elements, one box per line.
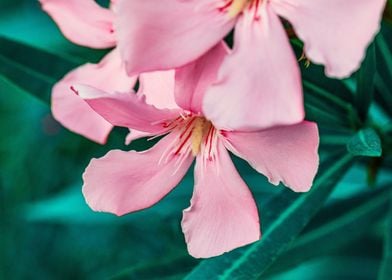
<box><xmin>110</xmin><ymin>254</ymin><xmax>198</xmax><ymax>280</ymax></box>
<box><xmin>347</xmin><ymin>128</ymin><xmax>382</xmax><ymax>157</ymax></box>
<box><xmin>0</xmin><ymin>54</ymin><xmax>54</xmax><ymax>104</ymax></box>
<box><xmin>266</xmin><ymin>185</ymin><xmax>391</xmax><ymax>276</ymax></box>
<box><xmin>375</xmin><ymin>32</ymin><xmax>392</xmax><ymax>115</ymax></box>
<box><xmin>186</xmin><ymin>154</ymin><xmax>353</xmax><ymax>280</ymax></box>
<box><xmin>0</xmin><ymin>36</ymin><xmax>79</xmax><ymax>79</ymax></box>
<box><xmin>0</xmin><ymin>36</ymin><xmax>78</xmax><ymax>104</ymax></box>
<box><xmin>356</xmin><ymin>42</ymin><xmax>376</xmax><ymax>121</ymax></box>
<box><xmin>305</xmin><ymin>101</ymin><xmax>352</xmax><ymax>128</ymax></box>
<box><xmin>269</xmin><ymin>256</ymin><xmax>380</xmax><ymax>280</ymax></box>
<box><xmin>375</xmin><ymin>74</ymin><xmax>392</xmax><ymax>117</ymax></box>
<box><xmin>378</xmin><ymin>192</ymin><xmax>392</xmax><ymax>280</ymax></box>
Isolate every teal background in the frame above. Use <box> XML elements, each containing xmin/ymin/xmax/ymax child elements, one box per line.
<box><xmin>1</xmin><ymin>1</ymin><xmax>392</xmax><ymax>279</ymax></box>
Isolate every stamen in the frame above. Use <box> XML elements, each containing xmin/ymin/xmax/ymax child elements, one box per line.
<box><xmin>175</xmin><ymin>128</ymin><xmax>193</xmax><ymax>156</ymax></box>
<box><xmin>299</xmin><ymin>52</ymin><xmax>311</xmax><ymax>68</ymax></box>
<box><xmin>227</xmin><ymin>0</ymin><xmax>249</xmax><ymax>18</ymax></box>
<box><xmin>159</xmin><ymin>114</ymin><xmax>221</xmax><ymax>174</ymax></box>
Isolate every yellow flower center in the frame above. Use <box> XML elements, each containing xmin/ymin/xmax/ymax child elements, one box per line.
<box><xmin>228</xmin><ymin>0</ymin><xmax>249</xmax><ymax>18</ymax></box>
<box><xmin>226</xmin><ymin>0</ymin><xmax>262</xmax><ymax>18</ymax></box>
<box><xmin>190</xmin><ymin>117</ymin><xmax>213</xmax><ymax>156</ymax></box>
<box><xmin>159</xmin><ymin>114</ymin><xmax>219</xmax><ymax>166</ymax></box>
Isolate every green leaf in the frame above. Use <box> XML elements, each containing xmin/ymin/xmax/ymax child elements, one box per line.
<box><xmin>0</xmin><ymin>54</ymin><xmax>53</xmax><ymax>104</ymax></box>
<box><xmin>269</xmin><ymin>256</ymin><xmax>380</xmax><ymax>280</ymax></box>
<box><xmin>378</xmin><ymin>192</ymin><xmax>392</xmax><ymax>280</ymax></box>
<box><xmin>0</xmin><ymin>36</ymin><xmax>79</xmax><ymax>79</ymax></box>
<box><xmin>110</xmin><ymin>254</ymin><xmax>198</xmax><ymax>280</ymax></box>
<box><xmin>356</xmin><ymin>42</ymin><xmax>376</xmax><ymax>122</ymax></box>
<box><xmin>0</xmin><ymin>36</ymin><xmax>78</xmax><ymax>104</ymax></box>
<box><xmin>186</xmin><ymin>154</ymin><xmax>353</xmax><ymax>280</ymax></box>
<box><xmin>304</xmin><ymin>96</ymin><xmax>355</xmax><ymax>129</ymax></box>
<box><xmin>347</xmin><ymin>128</ymin><xmax>382</xmax><ymax>157</ymax></box>
<box><xmin>375</xmin><ymin>31</ymin><xmax>392</xmax><ymax>115</ymax></box>
<box><xmin>266</xmin><ymin>185</ymin><xmax>391</xmax><ymax>276</ymax></box>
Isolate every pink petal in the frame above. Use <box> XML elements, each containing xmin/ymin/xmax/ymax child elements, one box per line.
<box><xmin>225</xmin><ymin>121</ymin><xmax>320</xmax><ymax>192</ymax></box>
<box><xmin>116</xmin><ymin>0</ymin><xmax>235</xmax><ymax>75</ymax></box>
<box><xmin>175</xmin><ymin>42</ymin><xmax>229</xmax><ymax>114</ymax></box>
<box><xmin>182</xmin><ymin>140</ymin><xmax>260</xmax><ymax>258</ymax></box>
<box><xmin>83</xmin><ymin>132</ymin><xmax>194</xmax><ymax>216</ymax></box>
<box><xmin>52</xmin><ymin>49</ymin><xmax>136</xmax><ymax>144</ymax></box>
<box><xmin>272</xmin><ymin>0</ymin><xmax>386</xmax><ymax>78</ymax></box>
<box><xmin>125</xmin><ymin>129</ymin><xmax>153</xmax><ymax>145</ymax></box>
<box><xmin>110</xmin><ymin>0</ymin><xmax>118</xmax><ymax>11</ymax></box>
<box><xmin>203</xmin><ymin>4</ymin><xmax>304</xmax><ymax>131</ymax></box>
<box><xmin>39</xmin><ymin>0</ymin><xmax>116</xmax><ymax>48</ymax></box>
<box><xmin>138</xmin><ymin>70</ymin><xmax>179</xmax><ymax>110</ymax></box>
<box><xmin>74</xmin><ymin>85</ymin><xmax>181</xmax><ymax>133</ymax></box>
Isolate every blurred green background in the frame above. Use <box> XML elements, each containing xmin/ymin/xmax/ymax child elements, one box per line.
<box><xmin>1</xmin><ymin>1</ymin><xmax>392</xmax><ymax>279</ymax></box>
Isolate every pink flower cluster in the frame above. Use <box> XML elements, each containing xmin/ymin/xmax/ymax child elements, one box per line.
<box><xmin>40</xmin><ymin>0</ymin><xmax>386</xmax><ymax>258</ymax></box>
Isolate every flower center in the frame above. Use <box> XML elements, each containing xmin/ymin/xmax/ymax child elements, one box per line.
<box><xmin>190</xmin><ymin>117</ymin><xmax>212</xmax><ymax>156</ymax></box>
<box><xmin>160</xmin><ymin>114</ymin><xmax>219</xmax><ymax>163</ymax></box>
<box><xmin>225</xmin><ymin>0</ymin><xmax>261</xmax><ymax>18</ymax></box>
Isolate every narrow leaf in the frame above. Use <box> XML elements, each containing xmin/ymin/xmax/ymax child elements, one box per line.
<box><xmin>347</xmin><ymin>128</ymin><xmax>382</xmax><ymax>157</ymax></box>
<box><xmin>375</xmin><ymin>32</ymin><xmax>392</xmax><ymax>115</ymax></box>
<box><xmin>0</xmin><ymin>36</ymin><xmax>79</xmax><ymax>79</ymax></box>
<box><xmin>378</xmin><ymin>192</ymin><xmax>392</xmax><ymax>280</ymax></box>
<box><xmin>356</xmin><ymin>42</ymin><xmax>376</xmax><ymax>121</ymax></box>
<box><xmin>266</xmin><ymin>186</ymin><xmax>391</xmax><ymax>275</ymax></box>
<box><xmin>0</xmin><ymin>54</ymin><xmax>54</xmax><ymax>104</ymax></box>
<box><xmin>0</xmin><ymin>36</ymin><xmax>78</xmax><ymax>104</ymax></box>
<box><xmin>375</xmin><ymin>74</ymin><xmax>392</xmax><ymax>116</ymax></box>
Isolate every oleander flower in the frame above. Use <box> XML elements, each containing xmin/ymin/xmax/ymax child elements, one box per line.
<box><xmin>115</xmin><ymin>0</ymin><xmax>386</xmax><ymax>129</ymax></box>
<box><xmin>74</xmin><ymin>43</ymin><xmax>319</xmax><ymax>258</ymax></box>
<box><xmin>39</xmin><ymin>0</ymin><xmax>136</xmax><ymax>143</ymax></box>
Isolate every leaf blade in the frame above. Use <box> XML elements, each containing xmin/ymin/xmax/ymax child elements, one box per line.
<box><xmin>347</xmin><ymin>128</ymin><xmax>382</xmax><ymax>157</ymax></box>
<box><xmin>0</xmin><ymin>36</ymin><xmax>79</xmax><ymax>104</ymax></box>
<box><xmin>266</xmin><ymin>185</ymin><xmax>391</xmax><ymax>276</ymax></box>
<box><xmin>356</xmin><ymin>42</ymin><xmax>377</xmax><ymax>122</ymax></box>
<box><xmin>378</xmin><ymin>192</ymin><xmax>392</xmax><ymax>280</ymax></box>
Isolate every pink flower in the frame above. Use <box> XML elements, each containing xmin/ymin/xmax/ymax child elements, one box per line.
<box><xmin>39</xmin><ymin>0</ymin><xmax>136</xmax><ymax>144</ymax></box>
<box><xmin>74</xmin><ymin>44</ymin><xmax>320</xmax><ymax>258</ymax></box>
<box><xmin>115</xmin><ymin>0</ymin><xmax>386</xmax><ymax>129</ymax></box>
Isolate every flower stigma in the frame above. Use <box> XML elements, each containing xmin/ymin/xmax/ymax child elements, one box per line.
<box><xmin>190</xmin><ymin>117</ymin><xmax>212</xmax><ymax>156</ymax></box>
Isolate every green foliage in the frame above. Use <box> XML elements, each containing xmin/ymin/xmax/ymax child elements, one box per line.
<box><xmin>1</xmin><ymin>1</ymin><xmax>392</xmax><ymax>279</ymax></box>
<box><xmin>356</xmin><ymin>42</ymin><xmax>376</xmax><ymax>122</ymax></box>
<box><xmin>378</xmin><ymin>193</ymin><xmax>392</xmax><ymax>280</ymax></box>
<box><xmin>347</xmin><ymin>128</ymin><xmax>382</xmax><ymax>157</ymax></box>
<box><xmin>0</xmin><ymin>36</ymin><xmax>78</xmax><ymax>104</ymax></box>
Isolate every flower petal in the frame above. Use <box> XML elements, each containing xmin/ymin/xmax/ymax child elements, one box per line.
<box><xmin>182</xmin><ymin>140</ymin><xmax>260</xmax><ymax>258</ymax></box>
<box><xmin>83</xmin><ymin>132</ymin><xmax>194</xmax><ymax>216</ymax></box>
<box><xmin>116</xmin><ymin>0</ymin><xmax>235</xmax><ymax>75</ymax></box>
<box><xmin>74</xmin><ymin>85</ymin><xmax>180</xmax><ymax>133</ymax></box>
<box><xmin>203</xmin><ymin>4</ymin><xmax>304</xmax><ymax>131</ymax></box>
<box><xmin>52</xmin><ymin>49</ymin><xmax>136</xmax><ymax>144</ymax></box>
<box><xmin>39</xmin><ymin>0</ymin><xmax>116</xmax><ymax>48</ymax></box>
<box><xmin>272</xmin><ymin>0</ymin><xmax>386</xmax><ymax>78</ymax></box>
<box><xmin>175</xmin><ymin>42</ymin><xmax>229</xmax><ymax>114</ymax></box>
<box><xmin>225</xmin><ymin>121</ymin><xmax>320</xmax><ymax>192</ymax></box>
<box><xmin>138</xmin><ymin>70</ymin><xmax>179</xmax><ymax>110</ymax></box>
<box><xmin>125</xmin><ymin>129</ymin><xmax>153</xmax><ymax>145</ymax></box>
